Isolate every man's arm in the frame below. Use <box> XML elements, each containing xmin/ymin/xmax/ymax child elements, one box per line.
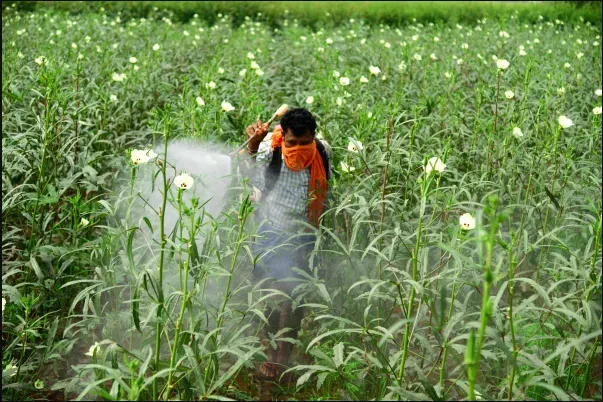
<box><xmin>239</xmin><ymin>135</ymin><xmax>273</xmax><ymax>193</ymax></box>
<box><xmin>239</xmin><ymin>120</ymin><xmax>272</xmax><ymax>197</ymax></box>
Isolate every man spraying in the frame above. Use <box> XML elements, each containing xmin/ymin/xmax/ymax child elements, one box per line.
<box><xmin>241</xmin><ymin>107</ymin><xmax>331</xmax><ymax>380</ymax></box>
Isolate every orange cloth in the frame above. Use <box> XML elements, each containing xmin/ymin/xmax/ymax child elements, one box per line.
<box><xmin>271</xmin><ymin>125</ymin><xmax>327</xmax><ymax>227</ymax></box>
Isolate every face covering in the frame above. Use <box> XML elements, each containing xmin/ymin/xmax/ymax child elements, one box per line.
<box><xmin>270</xmin><ymin>125</ymin><xmax>328</xmax><ymax>227</ymax></box>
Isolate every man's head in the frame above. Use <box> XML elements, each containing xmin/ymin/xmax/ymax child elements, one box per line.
<box><xmin>279</xmin><ymin>108</ymin><xmax>316</xmax><ymax>147</ymax></box>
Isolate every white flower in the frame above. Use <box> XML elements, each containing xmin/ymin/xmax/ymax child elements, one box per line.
<box><xmin>216</xmin><ymin>67</ymin><xmax>225</xmax><ymax>74</ymax></box>
<box><xmin>456</xmin><ymin>59</ymin><xmax>464</xmax><ymax>65</ymax></box>
<box><xmin>384</xmin><ymin>42</ymin><xmax>391</xmax><ymax>48</ymax></box>
<box><xmin>512</xmin><ymin>127</ymin><xmax>524</xmax><ymax>138</ymax></box>
<box><xmin>564</xmin><ymin>62</ymin><xmax>571</xmax><ymax>69</ymax></box>
<box><xmin>369</xmin><ymin>65</ymin><xmax>381</xmax><ymax>75</ymax></box>
<box><xmin>504</xmin><ymin>90</ymin><xmax>515</xmax><ymax>99</ymax></box>
<box><xmin>340</xmin><ymin>161</ymin><xmax>355</xmax><ymax>172</ymax></box>
<box><xmin>496</xmin><ymin>59</ymin><xmax>510</xmax><ymax>69</ymax></box>
<box><xmin>80</xmin><ymin>217</ymin><xmax>89</xmax><ymax>227</ymax></box>
<box><xmin>306</xmin><ymin>96</ymin><xmax>314</xmax><ymax>104</ymax></box>
<box><xmin>576</xmin><ymin>52</ymin><xmax>584</xmax><ymax>59</ymax></box>
<box><xmin>131</xmin><ymin>149</ymin><xmax>150</xmax><ymax>165</ymax></box>
<box><xmin>317</xmin><ymin>47</ymin><xmax>324</xmax><ymax>52</ymax></box>
<box><xmin>128</xmin><ymin>56</ymin><xmax>137</xmax><ymax>64</ymax></box>
<box><xmin>444</xmin><ymin>71</ymin><xmax>452</xmax><ymax>79</ymax></box>
<box><xmin>461</xmin><ymin>43</ymin><xmax>469</xmax><ymax>49</ymax></box>
<box><xmin>34</xmin><ymin>56</ymin><xmax>47</xmax><ymax>65</ymax></box>
<box><xmin>519</xmin><ymin>49</ymin><xmax>527</xmax><ymax>56</ymax></box>
<box><xmin>207</xmin><ymin>81</ymin><xmax>216</xmax><ymax>89</ymax></box>
<box><xmin>411</xmin><ymin>35</ymin><xmax>418</xmax><ymax>41</ymax></box>
<box><xmin>333</xmin><ymin>71</ymin><xmax>341</xmax><ymax>78</ymax></box>
<box><xmin>499</xmin><ymin>31</ymin><xmax>510</xmax><ymax>38</ymax></box>
<box><xmin>34</xmin><ymin>380</ymin><xmax>44</xmax><ymax>389</ymax></box>
<box><xmin>183</xmin><ymin>30</ymin><xmax>189</xmax><ymax>36</ymax></box>
<box><xmin>254</xmin><ymin>68</ymin><xmax>264</xmax><ymax>76</ymax></box>
<box><xmin>250</xmin><ymin>61</ymin><xmax>260</xmax><ymax>69</ymax></box>
<box><xmin>2</xmin><ymin>297</ymin><xmax>6</xmax><ymax>317</ymax></box>
<box><xmin>85</xmin><ymin>342</ymin><xmax>101</xmax><ymax>357</ymax></box>
<box><xmin>110</xmin><ymin>94</ymin><xmax>118</xmax><ymax>102</ymax></box>
<box><xmin>558</xmin><ymin>115</ymin><xmax>573</xmax><ymax>128</ymax></box>
<box><xmin>17</xmin><ymin>52</ymin><xmax>24</xmax><ymax>59</ymax></box>
<box><xmin>424</xmin><ymin>157</ymin><xmax>446</xmax><ymax>174</ymax></box>
<box><xmin>360</xmin><ymin>75</ymin><xmax>369</xmax><ymax>83</ymax></box>
<box><xmin>247</xmin><ymin>52</ymin><xmax>255</xmax><ymax>59</ymax></box>
<box><xmin>347</xmin><ymin>138</ymin><xmax>363</xmax><ymax>153</ymax></box>
<box><xmin>594</xmin><ymin>106</ymin><xmax>602</xmax><ymax>115</ymax></box>
<box><xmin>596</xmin><ymin>89</ymin><xmax>602</xmax><ymax>97</ymax></box>
<box><xmin>196</xmin><ymin>97</ymin><xmax>205</xmax><ymax>107</ymax></box>
<box><xmin>3</xmin><ymin>361</ymin><xmax>18</xmax><ymax>377</ymax></box>
<box><xmin>339</xmin><ymin>77</ymin><xmax>350</xmax><ymax>86</ymax></box>
<box><xmin>300</xmin><ymin>36</ymin><xmax>307</xmax><ymax>41</ymax></box>
<box><xmin>71</xmin><ymin>42</ymin><xmax>77</xmax><ymax>49</ymax></box>
<box><xmin>326</xmin><ymin>38</ymin><xmax>333</xmax><ymax>44</ymax></box>
<box><xmin>133</xmin><ymin>65</ymin><xmax>139</xmax><ymax>71</ymax></box>
<box><xmin>221</xmin><ymin>101</ymin><xmax>235</xmax><ymax>112</ymax></box>
<box><xmin>413</xmin><ymin>53</ymin><xmax>422</xmax><ymax>61</ymax></box>
<box><xmin>153</xmin><ymin>43</ymin><xmax>160</xmax><ymax>51</ymax></box>
<box><xmin>173</xmin><ymin>172</ymin><xmax>194</xmax><ymax>189</ymax></box>
<box><xmin>146</xmin><ymin>149</ymin><xmax>157</xmax><ymax>160</ymax></box>
<box><xmin>336</xmin><ymin>97</ymin><xmax>343</xmax><ymax>106</ymax></box>
<box><xmin>78</xmin><ymin>53</ymin><xmax>84</xmax><ymax>60</ymax></box>
<box><xmin>430</xmin><ymin>53</ymin><xmax>437</xmax><ymax>60</ymax></box>
<box><xmin>239</xmin><ymin>69</ymin><xmax>247</xmax><ymax>77</ymax></box>
<box><xmin>459</xmin><ymin>213</ymin><xmax>476</xmax><ymax>230</ymax></box>
<box><xmin>433</xmin><ymin>36</ymin><xmax>439</xmax><ymax>42</ymax></box>
<box><xmin>112</xmin><ymin>73</ymin><xmax>126</xmax><ymax>82</ymax></box>
<box><xmin>557</xmin><ymin>87</ymin><xmax>565</xmax><ymax>95</ymax></box>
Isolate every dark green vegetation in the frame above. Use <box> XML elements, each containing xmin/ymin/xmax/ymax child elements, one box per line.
<box><xmin>2</xmin><ymin>1</ymin><xmax>602</xmax><ymax>401</ymax></box>
<box><xmin>10</xmin><ymin>1</ymin><xmax>603</xmax><ymax>28</ymax></box>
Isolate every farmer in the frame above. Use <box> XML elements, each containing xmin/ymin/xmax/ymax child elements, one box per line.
<box><xmin>241</xmin><ymin>107</ymin><xmax>331</xmax><ymax>380</ymax></box>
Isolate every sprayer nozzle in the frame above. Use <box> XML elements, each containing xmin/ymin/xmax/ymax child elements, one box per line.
<box><xmin>275</xmin><ymin>104</ymin><xmax>288</xmax><ymax>117</ymax></box>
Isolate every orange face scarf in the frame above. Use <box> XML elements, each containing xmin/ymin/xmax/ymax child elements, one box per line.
<box><xmin>271</xmin><ymin>125</ymin><xmax>327</xmax><ymax>228</ymax></box>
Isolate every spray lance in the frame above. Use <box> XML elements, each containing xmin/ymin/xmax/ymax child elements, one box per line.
<box><xmin>231</xmin><ymin>104</ymin><xmax>288</xmax><ymax>157</ymax></box>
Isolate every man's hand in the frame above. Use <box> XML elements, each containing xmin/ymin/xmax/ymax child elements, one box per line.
<box><xmin>246</xmin><ymin>120</ymin><xmax>270</xmax><ymax>152</ymax></box>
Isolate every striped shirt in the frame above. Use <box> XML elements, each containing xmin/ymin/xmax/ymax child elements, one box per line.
<box><xmin>241</xmin><ymin>132</ymin><xmax>332</xmax><ymax>232</ymax></box>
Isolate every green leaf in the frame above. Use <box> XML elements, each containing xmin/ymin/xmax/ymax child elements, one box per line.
<box><xmin>332</xmin><ymin>342</ymin><xmax>344</xmax><ymax>368</ymax></box>
<box><xmin>29</xmin><ymin>256</ymin><xmax>45</xmax><ymax>281</ymax></box>
<box><xmin>544</xmin><ymin>186</ymin><xmax>561</xmax><ymax>209</ymax></box>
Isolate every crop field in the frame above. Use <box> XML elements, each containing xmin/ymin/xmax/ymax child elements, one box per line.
<box><xmin>2</xmin><ymin>1</ymin><xmax>602</xmax><ymax>401</ymax></box>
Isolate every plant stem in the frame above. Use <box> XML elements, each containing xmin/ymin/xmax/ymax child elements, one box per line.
<box><xmin>165</xmin><ymin>192</ymin><xmax>195</xmax><ymax>399</ymax></box>
<box><xmin>489</xmin><ymin>70</ymin><xmax>501</xmax><ymax>174</ymax></box>
<box><xmin>153</xmin><ymin>115</ymin><xmax>170</xmax><ymax>400</ymax></box>
<box><xmin>204</xmin><ymin>197</ymin><xmax>250</xmax><ymax>386</ymax></box>
<box><xmin>398</xmin><ymin>175</ymin><xmax>427</xmax><ymax>384</ymax></box>
<box><xmin>468</xmin><ymin>197</ymin><xmax>499</xmax><ymax>400</ymax></box>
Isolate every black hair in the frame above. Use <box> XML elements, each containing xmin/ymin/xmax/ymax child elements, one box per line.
<box><xmin>279</xmin><ymin>108</ymin><xmax>317</xmax><ymax>137</ymax></box>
